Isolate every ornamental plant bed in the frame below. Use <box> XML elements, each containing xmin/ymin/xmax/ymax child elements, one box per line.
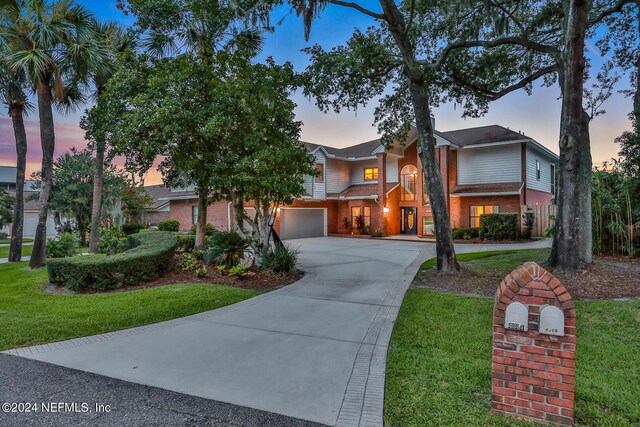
<box><xmin>147</xmin><ymin>263</ymin><xmax>302</xmax><ymax>292</ymax></box>
<box><xmin>413</xmin><ymin>248</ymin><xmax>640</xmax><ymax>300</ymax></box>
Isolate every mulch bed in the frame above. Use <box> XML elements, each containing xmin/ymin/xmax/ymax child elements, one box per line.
<box><xmin>44</xmin><ymin>260</ymin><xmax>302</xmax><ymax>295</ymax></box>
<box><xmin>413</xmin><ymin>256</ymin><xmax>640</xmax><ymax>300</ymax></box>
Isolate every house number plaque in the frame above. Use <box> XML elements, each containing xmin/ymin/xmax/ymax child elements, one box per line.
<box><xmin>539</xmin><ymin>305</ymin><xmax>565</xmax><ymax>336</ymax></box>
<box><xmin>504</xmin><ymin>302</ymin><xmax>528</xmax><ymax>331</ymax></box>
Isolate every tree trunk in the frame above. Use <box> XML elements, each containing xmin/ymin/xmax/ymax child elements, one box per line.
<box><xmin>30</xmin><ymin>79</ymin><xmax>55</xmax><ymax>269</ymax></box>
<box><xmin>409</xmin><ymin>79</ymin><xmax>460</xmax><ymax>272</ymax></box>
<box><xmin>548</xmin><ymin>0</ymin><xmax>593</xmax><ymax>274</ymax></box>
<box><xmin>89</xmin><ymin>139</ymin><xmax>105</xmax><ymax>253</ymax></box>
<box><xmin>378</xmin><ymin>0</ymin><xmax>460</xmax><ymax>272</ymax></box>
<box><xmin>195</xmin><ymin>190</ymin><xmax>208</xmax><ymax>250</ymax></box>
<box><xmin>8</xmin><ymin>103</ymin><xmax>27</xmax><ymax>262</ymax></box>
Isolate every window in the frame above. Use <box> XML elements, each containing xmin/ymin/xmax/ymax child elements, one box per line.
<box><xmin>400</xmin><ymin>164</ymin><xmax>418</xmax><ymax>201</ymax></box>
<box><xmin>469</xmin><ymin>205</ymin><xmax>499</xmax><ymax>228</ymax></box>
<box><xmin>536</xmin><ymin>160</ymin><xmax>541</xmax><ymax>180</ymax></box>
<box><xmin>315</xmin><ymin>163</ymin><xmax>324</xmax><ymax>183</ymax></box>
<box><xmin>364</xmin><ymin>167</ymin><xmax>379</xmax><ymax>181</ymax></box>
<box><xmin>550</xmin><ymin>164</ymin><xmax>556</xmax><ymax>196</ymax></box>
<box><xmin>363</xmin><ymin>206</ymin><xmax>371</xmax><ymax>227</ymax></box>
<box><xmin>423</xmin><ymin>176</ymin><xmax>430</xmax><ymax>205</ymax></box>
<box><xmin>423</xmin><ymin>216</ymin><xmax>434</xmax><ymax>235</ymax></box>
<box><xmin>351</xmin><ymin>206</ymin><xmax>361</xmax><ymax>228</ymax></box>
<box><xmin>192</xmin><ymin>206</ymin><xmax>198</xmax><ymax>225</ymax></box>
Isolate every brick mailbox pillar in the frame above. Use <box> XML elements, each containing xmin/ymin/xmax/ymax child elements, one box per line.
<box><xmin>492</xmin><ymin>262</ymin><xmax>576</xmax><ymax>426</ymax></box>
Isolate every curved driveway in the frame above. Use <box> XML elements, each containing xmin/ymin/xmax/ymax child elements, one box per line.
<box><xmin>5</xmin><ymin>237</ymin><xmax>549</xmax><ymax>426</ymax></box>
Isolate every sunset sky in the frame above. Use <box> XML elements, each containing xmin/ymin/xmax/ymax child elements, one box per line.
<box><xmin>0</xmin><ymin>2</ymin><xmax>632</xmax><ymax>185</ymax></box>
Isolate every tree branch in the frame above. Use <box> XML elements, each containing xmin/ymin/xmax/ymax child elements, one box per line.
<box><xmin>591</xmin><ymin>0</ymin><xmax>634</xmax><ymax>24</ymax></box>
<box><xmin>327</xmin><ymin>0</ymin><xmax>384</xmax><ymax>19</ymax></box>
<box><xmin>431</xmin><ymin>36</ymin><xmax>561</xmax><ymax>70</ymax></box>
<box><xmin>452</xmin><ymin>64</ymin><xmax>557</xmax><ymax>101</ymax></box>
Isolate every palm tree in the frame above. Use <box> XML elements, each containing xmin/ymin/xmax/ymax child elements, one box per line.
<box><xmin>1</xmin><ymin>0</ymin><xmax>106</xmax><ymax>268</ymax></box>
<box><xmin>0</xmin><ymin>62</ymin><xmax>32</xmax><ymax>262</ymax></box>
<box><xmin>86</xmin><ymin>21</ymin><xmax>136</xmax><ymax>253</ymax></box>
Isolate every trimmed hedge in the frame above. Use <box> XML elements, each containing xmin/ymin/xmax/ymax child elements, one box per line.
<box><xmin>48</xmin><ymin>231</ymin><xmax>177</xmax><ymax>291</ymax></box>
<box><xmin>158</xmin><ymin>220</ymin><xmax>180</xmax><ymax>232</ymax></box>
<box><xmin>479</xmin><ymin>213</ymin><xmax>519</xmax><ymax>241</ymax></box>
<box><xmin>452</xmin><ymin>227</ymin><xmax>480</xmax><ymax>240</ymax></box>
<box><xmin>122</xmin><ymin>222</ymin><xmax>147</xmax><ymax>235</ymax></box>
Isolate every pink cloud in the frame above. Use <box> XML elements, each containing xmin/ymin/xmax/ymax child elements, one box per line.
<box><xmin>0</xmin><ymin>118</ymin><xmax>164</xmax><ymax>185</ymax></box>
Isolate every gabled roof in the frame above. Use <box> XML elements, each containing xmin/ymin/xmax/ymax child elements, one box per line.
<box><xmin>143</xmin><ymin>185</ymin><xmax>174</xmax><ymax>210</ymax></box>
<box><xmin>439</xmin><ymin>125</ymin><xmax>527</xmax><ymax>147</ymax></box>
<box><xmin>304</xmin><ymin>138</ymin><xmax>383</xmax><ymax>160</ymax></box>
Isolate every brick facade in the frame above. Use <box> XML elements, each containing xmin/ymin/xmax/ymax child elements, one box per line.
<box><xmin>170</xmin><ymin>199</ymin><xmax>231</xmax><ymax>232</ymax></box>
<box><xmin>492</xmin><ymin>262</ymin><xmax>576</xmax><ymax>426</ymax></box>
<box><xmin>449</xmin><ymin>195</ymin><xmax>522</xmax><ymax>229</ymax></box>
<box><xmin>525</xmin><ymin>188</ymin><xmax>554</xmax><ymax>206</ymax></box>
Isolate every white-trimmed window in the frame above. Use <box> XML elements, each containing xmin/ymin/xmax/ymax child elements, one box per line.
<box><xmin>536</xmin><ymin>160</ymin><xmax>541</xmax><ymax>180</ymax></box>
<box><xmin>192</xmin><ymin>206</ymin><xmax>198</xmax><ymax>225</ymax></box>
<box><xmin>315</xmin><ymin>163</ymin><xmax>324</xmax><ymax>183</ymax></box>
<box><xmin>470</xmin><ymin>205</ymin><xmax>499</xmax><ymax>228</ymax></box>
<box><xmin>364</xmin><ymin>167</ymin><xmax>379</xmax><ymax>181</ymax></box>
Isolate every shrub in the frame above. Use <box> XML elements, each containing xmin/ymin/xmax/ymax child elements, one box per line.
<box><xmin>47</xmin><ymin>231</ymin><xmax>177</xmax><ymax>291</ymax></box>
<box><xmin>46</xmin><ymin>233</ymin><xmax>78</xmax><ymax>258</ymax></box>
<box><xmin>196</xmin><ymin>267</ymin><xmax>208</xmax><ymax>277</ymax></box>
<box><xmin>204</xmin><ymin>231</ymin><xmax>250</xmax><ymax>267</ymax></box>
<box><xmin>175</xmin><ymin>233</ymin><xmax>195</xmax><ymax>253</ymax></box>
<box><xmin>189</xmin><ymin>223</ymin><xmax>216</xmax><ymax>236</ymax></box>
<box><xmin>522</xmin><ymin>210</ymin><xmax>535</xmax><ymax>239</ymax></box>
<box><xmin>452</xmin><ymin>227</ymin><xmax>480</xmax><ymax>240</ymax></box>
<box><xmin>479</xmin><ymin>213</ymin><xmax>519</xmax><ymax>241</ymax></box>
<box><xmin>178</xmin><ymin>253</ymin><xmax>198</xmax><ymax>271</ymax></box>
<box><xmin>158</xmin><ymin>220</ymin><xmax>180</xmax><ymax>232</ymax></box>
<box><xmin>261</xmin><ymin>244</ymin><xmax>299</xmax><ymax>274</ymax></box>
<box><xmin>121</xmin><ymin>223</ymin><xmax>147</xmax><ymax>235</ymax></box>
<box><xmin>97</xmin><ymin>228</ymin><xmax>128</xmax><ymax>255</ymax></box>
<box><xmin>228</xmin><ymin>264</ymin><xmax>248</xmax><ymax>278</ymax></box>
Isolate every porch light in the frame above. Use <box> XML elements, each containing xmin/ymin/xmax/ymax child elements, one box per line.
<box><xmin>276</xmin><ymin>207</ymin><xmax>281</xmax><ymax>213</ymax></box>
<box><xmin>383</xmin><ymin>207</ymin><xmax>390</xmax><ymax>214</ymax></box>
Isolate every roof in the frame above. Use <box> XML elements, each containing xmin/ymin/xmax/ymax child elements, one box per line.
<box><xmin>0</xmin><ymin>166</ymin><xmax>17</xmax><ymax>184</ymax></box>
<box><xmin>450</xmin><ymin>182</ymin><xmax>524</xmax><ymax>196</ymax></box>
<box><xmin>306</xmin><ymin>138</ymin><xmax>383</xmax><ymax>159</ymax></box>
<box><xmin>142</xmin><ymin>185</ymin><xmax>174</xmax><ymax>209</ymax></box>
<box><xmin>327</xmin><ymin>182</ymin><xmax>399</xmax><ymax>199</ymax></box>
<box><xmin>439</xmin><ymin>125</ymin><xmax>527</xmax><ymax>147</ymax></box>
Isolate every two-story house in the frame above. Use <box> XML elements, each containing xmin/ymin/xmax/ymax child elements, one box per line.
<box><xmin>163</xmin><ymin>124</ymin><xmax>558</xmax><ymax>239</ymax></box>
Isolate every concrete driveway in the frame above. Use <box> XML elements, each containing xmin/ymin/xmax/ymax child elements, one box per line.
<box><xmin>5</xmin><ymin>237</ymin><xmax>432</xmax><ymax>426</ymax></box>
<box><xmin>4</xmin><ymin>237</ymin><xmax>551</xmax><ymax>425</ymax></box>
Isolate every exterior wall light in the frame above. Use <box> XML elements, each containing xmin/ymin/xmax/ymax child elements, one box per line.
<box><xmin>383</xmin><ymin>207</ymin><xmax>390</xmax><ymax>214</ymax></box>
<box><xmin>276</xmin><ymin>207</ymin><xmax>281</xmax><ymax>213</ymax></box>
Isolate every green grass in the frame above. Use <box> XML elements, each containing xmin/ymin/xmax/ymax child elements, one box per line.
<box><xmin>0</xmin><ymin>262</ymin><xmax>257</xmax><ymax>351</ymax></box>
<box><xmin>420</xmin><ymin>248</ymin><xmax>550</xmax><ymax>271</ymax></box>
<box><xmin>0</xmin><ymin>245</ymin><xmax>88</xmax><ymax>258</ymax></box>
<box><xmin>0</xmin><ymin>238</ymin><xmax>33</xmax><ymax>244</ymax></box>
<box><xmin>386</xmin><ymin>252</ymin><xmax>640</xmax><ymax>426</ymax></box>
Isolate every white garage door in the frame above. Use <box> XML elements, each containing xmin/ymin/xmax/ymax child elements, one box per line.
<box><xmin>22</xmin><ymin>212</ymin><xmax>56</xmax><ymax>237</ymax></box>
<box><xmin>279</xmin><ymin>208</ymin><xmax>326</xmax><ymax>240</ymax></box>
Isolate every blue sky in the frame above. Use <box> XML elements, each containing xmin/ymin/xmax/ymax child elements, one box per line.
<box><xmin>0</xmin><ymin>1</ymin><xmax>632</xmax><ymax>184</ymax></box>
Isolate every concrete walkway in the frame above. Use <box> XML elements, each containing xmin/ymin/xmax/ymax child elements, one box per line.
<box><xmin>4</xmin><ymin>237</ymin><xmax>550</xmax><ymax>426</ymax></box>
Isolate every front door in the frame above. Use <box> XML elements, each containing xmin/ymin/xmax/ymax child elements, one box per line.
<box><xmin>400</xmin><ymin>207</ymin><xmax>417</xmax><ymax>234</ymax></box>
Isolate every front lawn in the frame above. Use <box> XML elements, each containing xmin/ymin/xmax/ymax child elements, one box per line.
<box><xmin>0</xmin><ymin>238</ymin><xmax>33</xmax><ymax>244</ymax></box>
<box><xmin>0</xmin><ymin>262</ymin><xmax>257</xmax><ymax>351</ymax></box>
<box><xmin>0</xmin><ymin>244</ymin><xmax>33</xmax><ymax>258</ymax></box>
<box><xmin>385</xmin><ymin>252</ymin><xmax>640</xmax><ymax>426</ymax></box>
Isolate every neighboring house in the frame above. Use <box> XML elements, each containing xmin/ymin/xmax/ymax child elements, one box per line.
<box><xmin>0</xmin><ymin>165</ymin><xmax>17</xmax><ymax>191</ymax></box>
<box><xmin>160</xmin><ymin>124</ymin><xmax>559</xmax><ymax>239</ymax></box>
<box><xmin>138</xmin><ymin>185</ymin><xmax>171</xmax><ymax>226</ymax></box>
<box><xmin>0</xmin><ymin>167</ymin><xmax>56</xmax><ymax>237</ymax></box>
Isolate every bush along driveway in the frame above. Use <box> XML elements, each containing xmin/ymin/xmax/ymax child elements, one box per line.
<box><xmin>385</xmin><ymin>250</ymin><xmax>640</xmax><ymax>427</ymax></box>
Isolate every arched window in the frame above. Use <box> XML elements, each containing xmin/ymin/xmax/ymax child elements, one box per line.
<box><xmin>400</xmin><ymin>164</ymin><xmax>417</xmax><ymax>201</ymax></box>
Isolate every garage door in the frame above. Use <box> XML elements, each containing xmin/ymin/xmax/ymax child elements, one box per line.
<box><xmin>279</xmin><ymin>208</ymin><xmax>326</xmax><ymax>240</ymax></box>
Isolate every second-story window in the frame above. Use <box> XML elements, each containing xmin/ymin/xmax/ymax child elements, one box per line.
<box><xmin>536</xmin><ymin>160</ymin><xmax>541</xmax><ymax>180</ymax></box>
<box><xmin>364</xmin><ymin>167</ymin><xmax>379</xmax><ymax>181</ymax></box>
<box><xmin>315</xmin><ymin>163</ymin><xmax>324</xmax><ymax>183</ymax></box>
<box><xmin>550</xmin><ymin>164</ymin><xmax>556</xmax><ymax>196</ymax></box>
<box><xmin>401</xmin><ymin>164</ymin><xmax>417</xmax><ymax>201</ymax></box>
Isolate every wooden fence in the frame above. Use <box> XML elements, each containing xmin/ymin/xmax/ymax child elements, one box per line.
<box><xmin>520</xmin><ymin>205</ymin><xmax>557</xmax><ymax>238</ymax></box>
